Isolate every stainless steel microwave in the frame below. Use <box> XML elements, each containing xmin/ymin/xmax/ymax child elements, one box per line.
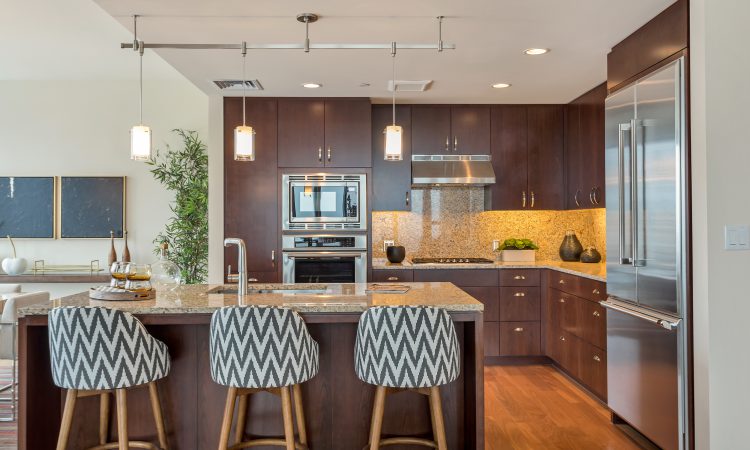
<box><xmin>282</xmin><ymin>173</ymin><xmax>367</xmax><ymax>231</ymax></box>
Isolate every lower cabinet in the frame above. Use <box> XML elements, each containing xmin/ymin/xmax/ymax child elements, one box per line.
<box><xmin>545</xmin><ymin>270</ymin><xmax>608</xmax><ymax>400</ymax></box>
<box><xmin>499</xmin><ymin>322</ymin><xmax>541</xmax><ymax>356</ymax></box>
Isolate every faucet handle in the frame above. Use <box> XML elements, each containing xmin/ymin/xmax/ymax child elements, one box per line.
<box><xmin>226</xmin><ymin>264</ymin><xmax>240</xmax><ymax>283</ymax></box>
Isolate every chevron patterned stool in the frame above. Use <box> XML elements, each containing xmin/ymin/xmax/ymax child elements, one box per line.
<box><xmin>48</xmin><ymin>306</ymin><xmax>171</xmax><ymax>450</ymax></box>
<box><xmin>210</xmin><ymin>306</ymin><xmax>319</xmax><ymax>450</ymax></box>
<box><xmin>355</xmin><ymin>306</ymin><xmax>461</xmax><ymax>450</ymax></box>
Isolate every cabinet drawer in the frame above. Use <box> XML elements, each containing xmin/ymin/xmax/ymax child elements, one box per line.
<box><xmin>580</xmin><ymin>341</ymin><xmax>607</xmax><ymax>400</ymax></box>
<box><xmin>413</xmin><ymin>269</ymin><xmax>497</xmax><ymax>287</ymax></box>
<box><xmin>484</xmin><ymin>322</ymin><xmax>500</xmax><ymax>357</ymax></box>
<box><xmin>371</xmin><ymin>269</ymin><xmax>414</xmax><ymax>283</ymax></box>
<box><xmin>550</xmin><ymin>329</ymin><xmax>582</xmax><ymax>379</ymax></box>
<box><xmin>549</xmin><ymin>271</ymin><xmax>606</xmax><ymax>302</ymax></box>
<box><xmin>499</xmin><ymin>322</ymin><xmax>541</xmax><ymax>356</ymax></box>
<box><xmin>498</xmin><ymin>269</ymin><xmax>540</xmax><ymax>287</ymax></box>
<box><xmin>581</xmin><ymin>300</ymin><xmax>607</xmax><ymax>350</ymax></box>
<box><xmin>499</xmin><ymin>287</ymin><xmax>540</xmax><ymax>321</ymax></box>
<box><xmin>462</xmin><ymin>287</ymin><xmax>499</xmax><ymax>322</ymax></box>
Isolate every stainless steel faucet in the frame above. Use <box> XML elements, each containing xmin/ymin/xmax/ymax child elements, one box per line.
<box><xmin>224</xmin><ymin>238</ymin><xmax>247</xmax><ymax>296</ymax></box>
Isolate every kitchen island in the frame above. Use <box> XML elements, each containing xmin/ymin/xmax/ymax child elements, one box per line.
<box><xmin>17</xmin><ymin>282</ymin><xmax>484</xmax><ymax>450</ymax></box>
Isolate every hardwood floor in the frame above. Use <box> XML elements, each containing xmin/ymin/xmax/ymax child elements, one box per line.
<box><xmin>485</xmin><ymin>365</ymin><xmax>641</xmax><ymax>450</ymax></box>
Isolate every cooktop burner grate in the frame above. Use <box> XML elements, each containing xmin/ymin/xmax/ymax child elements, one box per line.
<box><xmin>411</xmin><ymin>257</ymin><xmax>494</xmax><ymax>264</ymax></box>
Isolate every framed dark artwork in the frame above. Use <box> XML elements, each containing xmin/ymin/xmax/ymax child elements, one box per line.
<box><xmin>0</xmin><ymin>176</ymin><xmax>56</xmax><ymax>238</ymax></box>
<box><xmin>59</xmin><ymin>176</ymin><xmax>126</xmax><ymax>239</ymax></box>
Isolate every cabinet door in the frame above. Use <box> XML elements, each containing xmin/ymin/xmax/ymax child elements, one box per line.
<box><xmin>490</xmin><ymin>106</ymin><xmax>528</xmax><ymax>210</ymax></box>
<box><xmin>462</xmin><ymin>286</ymin><xmax>499</xmax><ymax>321</ymax></box>
<box><xmin>527</xmin><ymin>105</ymin><xmax>565</xmax><ymax>210</ymax></box>
<box><xmin>372</xmin><ymin>105</ymin><xmax>412</xmax><ymax>211</ymax></box>
<box><xmin>450</xmin><ymin>106</ymin><xmax>490</xmax><ymax>154</ymax></box>
<box><xmin>324</xmin><ymin>99</ymin><xmax>372</xmax><ymax>167</ymax></box>
<box><xmin>565</xmin><ymin>103</ymin><xmax>584</xmax><ymax>209</ymax></box>
<box><xmin>371</xmin><ymin>269</ymin><xmax>414</xmax><ymax>283</ymax></box>
<box><xmin>499</xmin><ymin>287</ymin><xmax>540</xmax><ymax>321</ymax></box>
<box><xmin>580</xmin><ymin>341</ymin><xmax>607</xmax><ymax>400</ymax></box>
<box><xmin>579</xmin><ymin>84</ymin><xmax>607</xmax><ymax>207</ymax></box>
<box><xmin>277</xmin><ymin>99</ymin><xmax>325</xmax><ymax>168</ymax></box>
<box><xmin>411</xmin><ymin>105</ymin><xmax>451</xmax><ymax>154</ymax></box>
<box><xmin>224</xmin><ymin>98</ymin><xmax>279</xmax><ymax>276</ymax></box>
<box><xmin>581</xmin><ymin>299</ymin><xmax>607</xmax><ymax>350</ymax></box>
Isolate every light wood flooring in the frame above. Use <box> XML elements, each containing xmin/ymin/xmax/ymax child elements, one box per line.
<box><xmin>485</xmin><ymin>365</ymin><xmax>642</xmax><ymax>450</ymax></box>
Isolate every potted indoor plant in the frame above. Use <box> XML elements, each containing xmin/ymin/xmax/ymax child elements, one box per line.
<box><xmin>494</xmin><ymin>238</ymin><xmax>539</xmax><ymax>263</ymax></box>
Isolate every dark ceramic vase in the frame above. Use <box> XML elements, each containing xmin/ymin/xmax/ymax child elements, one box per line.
<box><xmin>559</xmin><ymin>231</ymin><xmax>584</xmax><ymax>261</ymax></box>
<box><xmin>386</xmin><ymin>246</ymin><xmax>406</xmax><ymax>264</ymax></box>
<box><xmin>580</xmin><ymin>247</ymin><xmax>602</xmax><ymax>263</ymax></box>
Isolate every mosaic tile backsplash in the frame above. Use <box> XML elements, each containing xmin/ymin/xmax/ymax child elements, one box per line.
<box><xmin>372</xmin><ymin>188</ymin><xmax>606</xmax><ymax>261</ymax></box>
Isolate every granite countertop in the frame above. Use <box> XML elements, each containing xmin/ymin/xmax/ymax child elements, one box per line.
<box><xmin>372</xmin><ymin>258</ymin><xmax>607</xmax><ymax>282</ymax></box>
<box><xmin>18</xmin><ymin>282</ymin><xmax>484</xmax><ymax>317</ymax></box>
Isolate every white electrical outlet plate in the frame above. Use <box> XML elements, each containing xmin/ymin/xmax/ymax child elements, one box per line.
<box><xmin>383</xmin><ymin>240</ymin><xmax>395</xmax><ymax>252</ymax></box>
<box><xmin>724</xmin><ymin>225</ymin><xmax>750</xmax><ymax>250</ymax></box>
<box><xmin>492</xmin><ymin>240</ymin><xmax>501</xmax><ymax>251</ymax></box>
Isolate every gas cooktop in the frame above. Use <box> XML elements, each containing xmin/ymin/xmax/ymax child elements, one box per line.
<box><xmin>411</xmin><ymin>257</ymin><xmax>495</xmax><ymax>264</ymax></box>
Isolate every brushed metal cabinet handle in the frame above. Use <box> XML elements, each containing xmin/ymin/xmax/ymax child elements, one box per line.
<box><xmin>522</xmin><ymin>191</ymin><xmax>527</xmax><ymax>208</ymax></box>
<box><xmin>513</xmin><ymin>292</ymin><xmax>526</xmax><ymax>297</ymax></box>
<box><xmin>514</xmin><ymin>327</ymin><xmax>524</xmax><ymax>332</ymax></box>
<box><xmin>248</xmin><ymin>277</ymin><xmax>258</xmax><ymax>282</ymax></box>
<box><xmin>454</xmin><ymin>136</ymin><xmax>458</xmax><ymax>152</ymax></box>
<box><xmin>445</xmin><ymin>136</ymin><xmax>450</xmax><ymax>152</ymax></box>
<box><xmin>590</xmin><ymin>188</ymin><xmax>596</xmax><ymax>205</ymax></box>
<box><xmin>593</xmin><ymin>311</ymin><xmax>601</xmax><ymax>317</ymax></box>
<box><xmin>574</xmin><ymin>189</ymin><xmax>581</xmax><ymax>207</ymax></box>
<box><xmin>593</xmin><ymin>355</ymin><xmax>601</xmax><ymax>362</ymax></box>
<box><xmin>405</xmin><ymin>191</ymin><xmax>410</xmax><ymax>207</ymax></box>
<box><xmin>271</xmin><ymin>250</ymin><xmax>275</xmax><ymax>262</ymax></box>
<box><xmin>559</xmin><ymin>336</ymin><xmax>566</xmax><ymax>341</ymax></box>
<box><xmin>327</xmin><ymin>147</ymin><xmax>331</xmax><ymax>162</ymax></box>
<box><xmin>387</xmin><ymin>276</ymin><xmax>399</xmax><ymax>281</ymax></box>
<box><xmin>530</xmin><ymin>191</ymin><xmax>535</xmax><ymax>208</ymax></box>
<box><xmin>513</xmin><ymin>275</ymin><xmax>526</xmax><ymax>280</ymax></box>
<box><xmin>318</xmin><ymin>147</ymin><xmax>322</xmax><ymax>162</ymax></box>
<box><xmin>592</xmin><ymin>288</ymin><xmax>600</xmax><ymax>295</ymax></box>
<box><xmin>558</xmin><ymin>279</ymin><xmax>565</xmax><ymax>284</ymax></box>
<box><xmin>559</xmin><ymin>298</ymin><xmax>566</xmax><ymax>303</ymax></box>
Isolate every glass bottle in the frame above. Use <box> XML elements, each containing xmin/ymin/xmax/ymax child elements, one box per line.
<box><xmin>151</xmin><ymin>242</ymin><xmax>182</xmax><ymax>291</ymax></box>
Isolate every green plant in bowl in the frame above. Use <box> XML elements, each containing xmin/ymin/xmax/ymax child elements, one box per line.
<box><xmin>495</xmin><ymin>238</ymin><xmax>539</xmax><ymax>251</ymax></box>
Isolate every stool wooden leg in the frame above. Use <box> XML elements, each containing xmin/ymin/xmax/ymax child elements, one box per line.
<box><xmin>368</xmin><ymin>386</ymin><xmax>387</xmax><ymax>450</ymax></box>
<box><xmin>429</xmin><ymin>386</ymin><xmax>447</xmax><ymax>450</ymax></box>
<box><xmin>148</xmin><ymin>382</ymin><xmax>169</xmax><ymax>449</ymax></box>
<box><xmin>280</xmin><ymin>386</ymin><xmax>295</xmax><ymax>450</ymax></box>
<box><xmin>56</xmin><ymin>389</ymin><xmax>77</xmax><ymax>450</ymax></box>
<box><xmin>234</xmin><ymin>393</ymin><xmax>249</xmax><ymax>444</ymax></box>
<box><xmin>292</xmin><ymin>384</ymin><xmax>307</xmax><ymax>446</ymax></box>
<box><xmin>99</xmin><ymin>392</ymin><xmax>110</xmax><ymax>445</ymax></box>
<box><xmin>115</xmin><ymin>388</ymin><xmax>129</xmax><ymax>450</ymax></box>
<box><xmin>218</xmin><ymin>387</ymin><xmax>237</xmax><ymax>450</ymax></box>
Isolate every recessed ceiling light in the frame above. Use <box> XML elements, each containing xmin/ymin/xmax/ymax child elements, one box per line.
<box><xmin>302</xmin><ymin>82</ymin><xmax>321</xmax><ymax>89</ymax></box>
<box><xmin>492</xmin><ymin>83</ymin><xmax>511</xmax><ymax>89</ymax></box>
<box><xmin>524</xmin><ymin>48</ymin><xmax>549</xmax><ymax>56</ymax></box>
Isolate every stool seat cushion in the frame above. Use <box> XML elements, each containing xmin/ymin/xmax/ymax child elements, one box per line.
<box><xmin>210</xmin><ymin>306</ymin><xmax>319</xmax><ymax>388</ymax></box>
<box><xmin>355</xmin><ymin>306</ymin><xmax>460</xmax><ymax>388</ymax></box>
<box><xmin>48</xmin><ymin>306</ymin><xmax>170</xmax><ymax>390</ymax></box>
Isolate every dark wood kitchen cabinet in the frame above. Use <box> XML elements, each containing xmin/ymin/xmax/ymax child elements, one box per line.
<box><xmin>277</xmin><ymin>98</ymin><xmax>371</xmax><ymax>168</ymax></box>
<box><xmin>489</xmin><ymin>105</ymin><xmax>564</xmax><ymax>210</ymax></box>
<box><xmin>411</xmin><ymin>105</ymin><xmax>490</xmax><ymax>154</ymax></box>
<box><xmin>527</xmin><ymin>105</ymin><xmax>565</xmax><ymax>210</ymax></box>
<box><xmin>566</xmin><ymin>83</ymin><xmax>606</xmax><ymax>209</ymax></box>
<box><xmin>371</xmin><ymin>105</ymin><xmax>412</xmax><ymax>211</ymax></box>
<box><xmin>224</xmin><ymin>98</ymin><xmax>280</xmax><ymax>281</ymax></box>
<box><xmin>544</xmin><ymin>270</ymin><xmax>607</xmax><ymax>400</ymax></box>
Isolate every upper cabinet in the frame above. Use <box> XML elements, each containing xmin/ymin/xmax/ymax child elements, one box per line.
<box><xmin>412</xmin><ymin>105</ymin><xmax>490</xmax><ymax>154</ymax></box>
<box><xmin>371</xmin><ymin>105</ymin><xmax>412</xmax><ymax>211</ymax></box>
<box><xmin>278</xmin><ymin>98</ymin><xmax>371</xmax><ymax>168</ymax></box>
<box><xmin>489</xmin><ymin>105</ymin><xmax>565</xmax><ymax>210</ymax></box>
<box><xmin>566</xmin><ymin>84</ymin><xmax>607</xmax><ymax>209</ymax></box>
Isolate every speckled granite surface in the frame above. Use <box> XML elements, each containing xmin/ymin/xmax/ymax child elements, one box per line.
<box><xmin>372</xmin><ymin>258</ymin><xmax>607</xmax><ymax>282</ymax></box>
<box><xmin>372</xmin><ymin>187</ymin><xmax>606</xmax><ymax>262</ymax></box>
<box><xmin>18</xmin><ymin>282</ymin><xmax>484</xmax><ymax>317</ymax></box>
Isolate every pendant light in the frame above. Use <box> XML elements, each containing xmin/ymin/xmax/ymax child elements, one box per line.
<box><xmin>130</xmin><ymin>39</ymin><xmax>152</xmax><ymax>161</ymax></box>
<box><xmin>384</xmin><ymin>42</ymin><xmax>403</xmax><ymax>161</ymax></box>
<box><xmin>234</xmin><ymin>41</ymin><xmax>255</xmax><ymax>161</ymax></box>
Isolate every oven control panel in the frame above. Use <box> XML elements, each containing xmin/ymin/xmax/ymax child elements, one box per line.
<box><xmin>293</xmin><ymin>236</ymin><xmax>356</xmax><ymax>248</ymax></box>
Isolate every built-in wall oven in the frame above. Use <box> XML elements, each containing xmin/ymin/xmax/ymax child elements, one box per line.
<box><xmin>282</xmin><ymin>235</ymin><xmax>367</xmax><ymax>283</ymax></box>
<box><xmin>282</xmin><ymin>174</ymin><xmax>367</xmax><ymax>231</ymax></box>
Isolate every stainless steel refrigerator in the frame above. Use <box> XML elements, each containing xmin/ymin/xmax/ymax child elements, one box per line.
<box><xmin>603</xmin><ymin>56</ymin><xmax>689</xmax><ymax>450</ymax></box>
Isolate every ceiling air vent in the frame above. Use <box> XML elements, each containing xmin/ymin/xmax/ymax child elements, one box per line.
<box><xmin>212</xmin><ymin>79</ymin><xmax>264</xmax><ymax>91</ymax></box>
<box><xmin>387</xmin><ymin>80</ymin><xmax>433</xmax><ymax>92</ymax></box>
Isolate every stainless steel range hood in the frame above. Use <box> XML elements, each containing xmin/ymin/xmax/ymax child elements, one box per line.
<box><xmin>411</xmin><ymin>154</ymin><xmax>496</xmax><ymax>186</ymax></box>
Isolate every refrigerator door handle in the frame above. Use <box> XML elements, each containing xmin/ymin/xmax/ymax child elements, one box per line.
<box><xmin>631</xmin><ymin>119</ymin><xmax>645</xmax><ymax>267</ymax></box>
<box><xmin>601</xmin><ymin>298</ymin><xmax>681</xmax><ymax>330</ymax></box>
<box><xmin>618</xmin><ymin>122</ymin><xmax>633</xmax><ymax>265</ymax></box>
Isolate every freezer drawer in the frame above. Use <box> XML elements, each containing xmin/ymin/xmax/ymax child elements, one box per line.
<box><xmin>605</xmin><ymin>303</ymin><xmax>680</xmax><ymax>450</ymax></box>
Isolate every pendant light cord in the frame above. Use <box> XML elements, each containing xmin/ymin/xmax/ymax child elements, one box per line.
<box><xmin>391</xmin><ymin>42</ymin><xmax>397</xmax><ymax>126</ymax></box>
<box><xmin>139</xmin><ymin>42</ymin><xmax>144</xmax><ymax>125</ymax></box>
<box><xmin>242</xmin><ymin>41</ymin><xmax>247</xmax><ymax>126</ymax></box>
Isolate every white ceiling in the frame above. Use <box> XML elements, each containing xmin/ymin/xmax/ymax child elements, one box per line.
<box><xmin>6</xmin><ymin>0</ymin><xmax>676</xmax><ymax>103</ymax></box>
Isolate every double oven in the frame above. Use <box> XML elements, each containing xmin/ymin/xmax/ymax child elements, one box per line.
<box><xmin>281</xmin><ymin>173</ymin><xmax>367</xmax><ymax>283</ymax></box>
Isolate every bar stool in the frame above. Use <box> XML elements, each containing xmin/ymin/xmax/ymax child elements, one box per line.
<box><xmin>210</xmin><ymin>306</ymin><xmax>319</xmax><ymax>450</ymax></box>
<box><xmin>48</xmin><ymin>306</ymin><xmax>171</xmax><ymax>450</ymax></box>
<box><xmin>355</xmin><ymin>306</ymin><xmax>460</xmax><ymax>450</ymax></box>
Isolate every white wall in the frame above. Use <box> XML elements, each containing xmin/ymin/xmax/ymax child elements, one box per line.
<box><xmin>0</xmin><ymin>80</ymin><xmax>208</xmax><ymax>296</ymax></box>
<box><xmin>690</xmin><ymin>0</ymin><xmax>750</xmax><ymax>448</ymax></box>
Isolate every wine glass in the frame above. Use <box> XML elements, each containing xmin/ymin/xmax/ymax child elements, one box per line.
<box><xmin>124</xmin><ymin>263</ymin><xmax>153</xmax><ymax>292</ymax></box>
<box><xmin>110</xmin><ymin>262</ymin><xmax>127</xmax><ymax>289</ymax></box>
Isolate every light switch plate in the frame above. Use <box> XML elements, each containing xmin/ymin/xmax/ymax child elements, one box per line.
<box><xmin>724</xmin><ymin>225</ymin><xmax>750</xmax><ymax>250</ymax></box>
<box><xmin>383</xmin><ymin>239</ymin><xmax>395</xmax><ymax>252</ymax></box>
